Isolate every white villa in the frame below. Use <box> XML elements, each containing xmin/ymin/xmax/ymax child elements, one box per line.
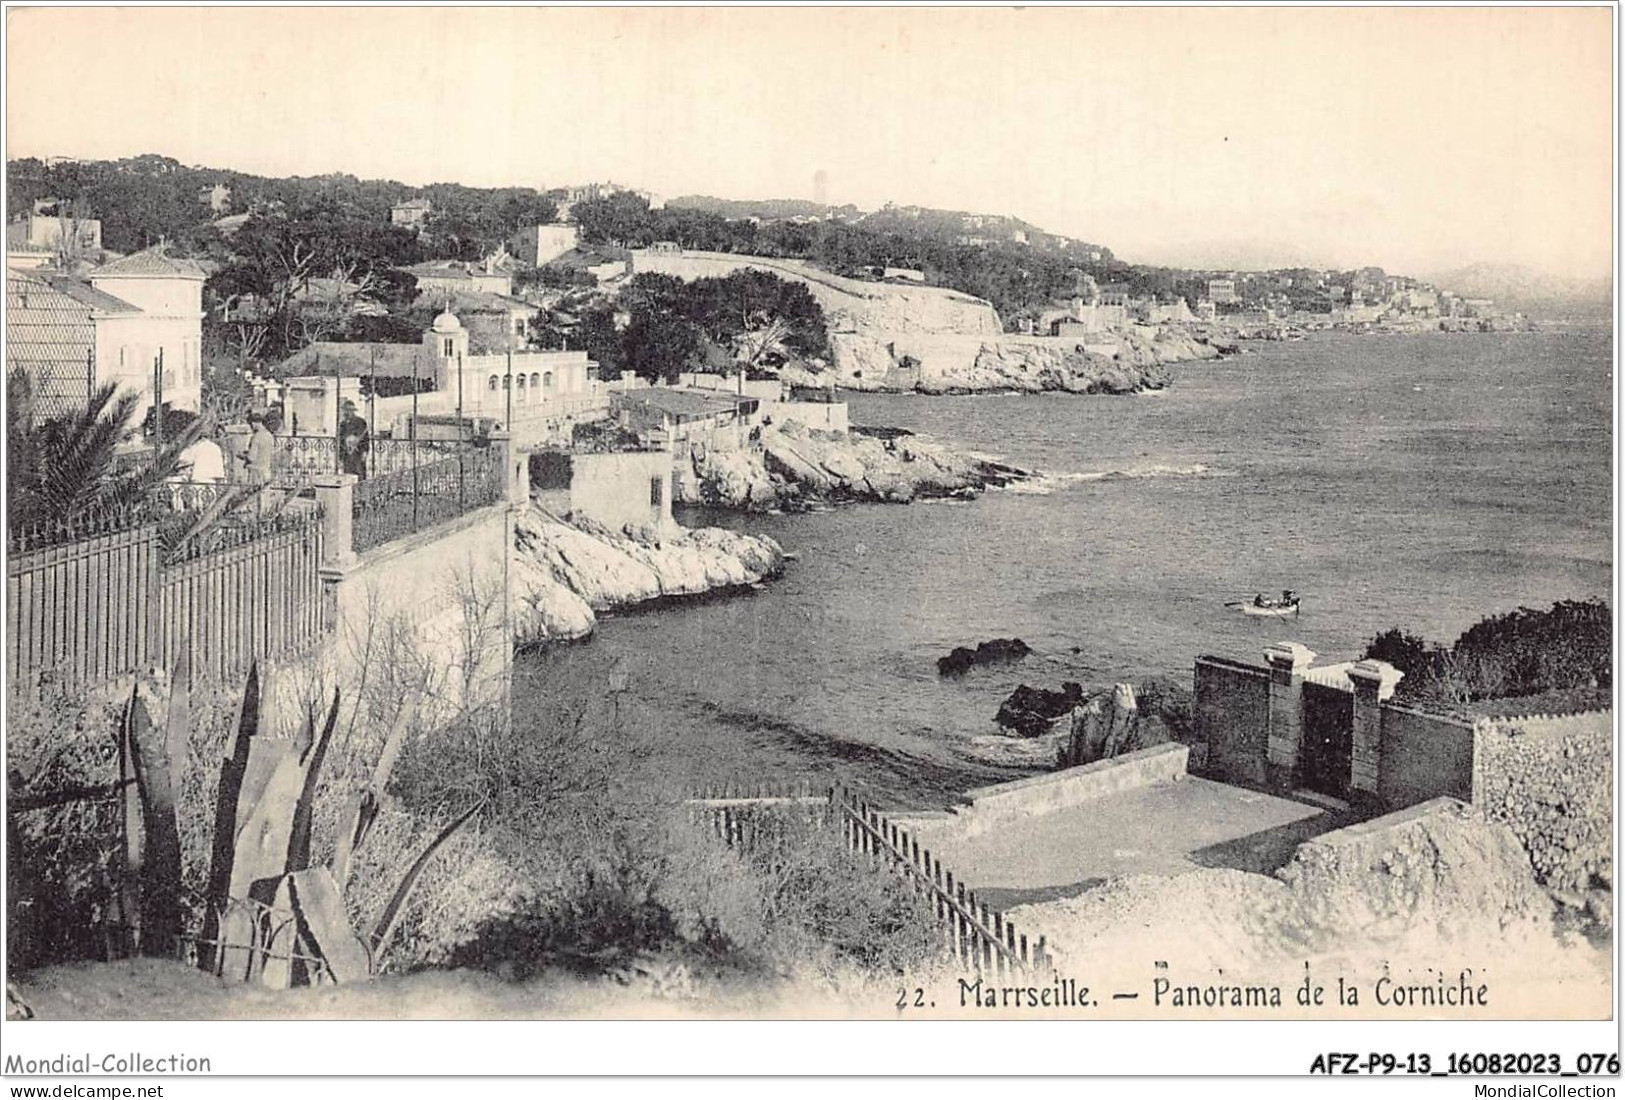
<box><xmin>280</xmin><ymin>310</ymin><xmax>605</xmax><ymax>446</ymax></box>
<box><xmin>5</xmin><ymin>246</ymin><xmax>205</xmax><ymax>421</ymax></box>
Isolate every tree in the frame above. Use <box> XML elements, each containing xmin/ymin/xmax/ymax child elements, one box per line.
<box><xmin>6</xmin><ymin>382</ymin><xmax>204</xmax><ymax>537</ymax></box>
<box><xmin>620</xmin><ymin>313</ymin><xmax>699</xmax><ymax>383</ymax></box>
<box><xmin>572</xmin><ymin>192</ymin><xmax>654</xmax><ymax>247</ymax></box>
<box><xmin>1361</xmin><ymin>628</ymin><xmax>1433</xmax><ymax>680</ymax></box>
<box><xmin>732</xmin><ymin>317</ymin><xmax>794</xmax><ymax>371</ymax></box>
<box><xmin>201</xmin><ymin>357</ymin><xmax>256</xmax><ymax>425</ymax></box>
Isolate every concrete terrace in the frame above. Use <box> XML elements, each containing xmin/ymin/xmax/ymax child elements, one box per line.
<box><xmin>895</xmin><ymin>746</ymin><xmax>1351</xmax><ymax>909</ymax></box>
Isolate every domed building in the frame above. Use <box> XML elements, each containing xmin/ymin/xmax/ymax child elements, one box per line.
<box><xmin>275</xmin><ymin>307</ymin><xmax>602</xmax><ymax>443</ymax></box>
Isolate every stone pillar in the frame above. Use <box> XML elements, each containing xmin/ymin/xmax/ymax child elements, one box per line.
<box><xmin>489</xmin><ymin>430</ymin><xmax>527</xmax><ymax>506</ymax></box>
<box><xmin>313</xmin><ymin>473</ymin><xmax>357</xmax><ymax>638</ymax></box>
<box><xmin>313</xmin><ymin>473</ymin><xmax>357</xmax><ymax>569</ymax></box>
<box><xmin>1347</xmin><ymin>659</ymin><xmax>1404</xmax><ymax>801</ymax></box>
<box><xmin>1264</xmin><ymin>642</ymin><xmax>1316</xmax><ymax>787</ymax></box>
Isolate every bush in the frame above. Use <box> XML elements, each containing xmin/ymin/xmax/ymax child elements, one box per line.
<box><xmin>1361</xmin><ymin>628</ymin><xmax>1433</xmax><ymax>679</ymax></box>
<box><xmin>1365</xmin><ymin>599</ymin><xmax>1611</xmax><ymax>705</ymax></box>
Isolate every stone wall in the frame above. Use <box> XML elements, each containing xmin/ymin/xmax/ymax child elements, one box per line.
<box><xmin>949</xmin><ymin>743</ymin><xmax>1189</xmax><ymax>836</ymax></box>
<box><xmin>765</xmin><ymin>400</ymin><xmax>849</xmax><ymax>434</ymax></box>
<box><xmin>565</xmin><ymin>450</ymin><xmax>673</xmax><ymax>533</ymax></box>
<box><xmin>323</xmin><ymin>503</ymin><xmax>513</xmax><ymax>727</ymax></box>
<box><xmin>1194</xmin><ymin>655</ymin><xmax>1271</xmax><ymax>784</ymax></box>
<box><xmin>1472</xmin><ymin>710</ymin><xmax>1613</xmax><ymax>892</ymax></box>
<box><xmin>1377</xmin><ymin>703</ymin><xmax>1475</xmax><ymax>808</ymax></box>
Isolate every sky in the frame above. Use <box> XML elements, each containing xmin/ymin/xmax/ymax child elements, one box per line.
<box><xmin>6</xmin><ymin>6</ymin><xmax>1614</xmax><ymax>277</ymax></box>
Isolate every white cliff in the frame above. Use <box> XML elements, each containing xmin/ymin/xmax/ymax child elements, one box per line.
<box><xmin>674</xmin><ymin>421</ymin><xmax>1027</xmax><ymax>512</ymax></box>
<box><xmin>628</xmin><ymin>248</ymin><xmax>1224</xmax><ymax>394</ymax></box>
<box><xmin>510</xmin><ymin>505</ymin><xmax>785</xmax><ymax>644</ymax></box>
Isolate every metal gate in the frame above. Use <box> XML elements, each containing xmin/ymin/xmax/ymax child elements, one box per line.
<box><xmin>1299</xmin><ymin>681</ymin><xmax>1354</xmax><ymax>799</ymax></box>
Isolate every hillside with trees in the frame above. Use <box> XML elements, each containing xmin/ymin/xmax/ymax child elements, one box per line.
<box><xmin>572</xmin><ymin>192</ymin><xmax>1131</xmax><ymax>329</ymax></box>
<box><xmin>544</xmin><ymin>270</ymin><xmax>831</xmax><ymax>385</ymax></box>
<box><xmin>7</xmin><ymin>154</ymin><xmax>558</xmax><ymax>259</ymax></box>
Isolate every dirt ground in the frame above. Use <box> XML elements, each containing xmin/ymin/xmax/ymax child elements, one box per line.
<box><xmin>1003</xmin><ymin>803</ymin><xmax>1613</xmax><ymax>1020</ymax></box>
<box><xmin>902</xmin><ymin>776</ymin><xmax>1343</xmax><ymax>908</ymax></box>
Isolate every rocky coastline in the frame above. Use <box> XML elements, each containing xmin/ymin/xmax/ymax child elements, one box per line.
<box><xmin>782</xmin><ymin>322</ymin><xmax>1222</xmax><ymax>395</ymax></box>
<box><xmin>510</xmin><ymin>505</ymin><xmax>785</xmax><ymax>644</ymax></box>
<box><xmin>673</xmin><ymin>421</ymin><xmax>1028</xmax><ymax>512</ymax></box>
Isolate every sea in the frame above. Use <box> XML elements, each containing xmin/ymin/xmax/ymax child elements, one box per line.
<box><xmin>519</xmin><ymin>327</ymin><xmax>1613</xmax><ymax>807</ymax></box>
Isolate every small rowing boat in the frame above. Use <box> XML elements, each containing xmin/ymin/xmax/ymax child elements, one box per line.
<box><xmin>1226</xmin><ymin>594</ymin><xmax>1301</xmax><ymax>617</ymax></box>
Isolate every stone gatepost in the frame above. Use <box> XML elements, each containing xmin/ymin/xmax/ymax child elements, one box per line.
<box><xmin>313</xmin><ymin>473</ymin><xmax>358</xmax><ymax>568</ymax></box>
<box><xmin>1264</xmin><ymin>642</ymin><xmax>1316</xmax><ymax>787</ymax></box>
<box><xmin>489</xmin><ymin>430</ymin><xmax>528</xmax><ymax>506</ymax></box>
<box><xmin>1346</xmin><ymin>659</ymin><xmax>1404</xmax><ymax>802</ymax></box>
<box><xmin>313</xmin><ymin>473</ymin><xmax>357</xmax><ymax>633</ymax></box>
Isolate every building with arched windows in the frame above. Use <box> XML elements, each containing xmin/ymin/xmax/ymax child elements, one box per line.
<box><xmin>278</xmin><ymin>310</ymin><xmax>604</xmax><ymax>443</ymax></box>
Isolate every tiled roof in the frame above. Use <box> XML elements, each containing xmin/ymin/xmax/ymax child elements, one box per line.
<box><xmin>616</xmin><ymin>386</ymin><xmax>746</xmax><ymax>419</ymax></box>
<box><xmin>393</xmin><ymin>198</ymin><xmax>433</xmax><ymax>210</ymax></box>
<box><xmin>415</xmin><ymin>288</ymin><xmax>532</xmax><ymax>314</ymax></box>
<box><xmin>92</xmin><ymin>247</ymin><xmax>207</xmax><ymax>280</ymax></box>
<box><xmin>279</xmin><ymin>341</ymin><xmax>428</xmax><ymax>379</ymax></box>
<box><xmin>44</xmin><ymin>276</ymin><xmax>142</xmax><ymax>314</ymax></box>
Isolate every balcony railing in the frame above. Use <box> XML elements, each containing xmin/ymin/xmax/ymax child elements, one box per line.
<box><xmin>350</xmin><ymin>443</ymin><xmax>503</xmax><ymax>554</ymax></box>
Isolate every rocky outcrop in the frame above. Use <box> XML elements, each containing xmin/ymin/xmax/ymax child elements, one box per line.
<box><xmin>510</xmin><ymin>506</ymin><xmax>785</xmax><ymax>644</ymax></box>
<box><xmin>995</xmin><ymin>682</ymin><xmax>1086</xmax><ymax>738</ymax></box>
<box><xmin>1058</xmin><ymin>684</ymin><xmax>1144</xmax><ymax>766</ymax></box>
<box><xmin>784</xmin><ymin>325</ymin><xmax>1219</xmax><ymax>394</ymax></box>
<box><xmin>938</xmin><ymin>638</ymin><xmax>1032</xmax><ymax>677</ymax></box>
<box><xmin>630</xmin><ymin>249</ymin><xmax>1004</xmax><ymax>337</ymax></box>
<box><xmin>674</xmin><ymin>421</ymin><xmax>1027</xmax><ymax>512</ymax></box>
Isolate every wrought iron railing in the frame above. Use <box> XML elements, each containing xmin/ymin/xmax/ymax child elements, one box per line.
<box><xmin>272</xmin><ymin>434</ymin><xmax>341</xmax><ymax>480</ymax></box>
<box><xmin>7</xmin><ymin>502</ymin><xmax>160</xmax><ymax>555</ymax></box>
<box><xmin>350</xmin><ymin>444</ymin><xmax>502</xmax><ymax>553</ymax></box>
<box><xmin>161</xmin><ymin>497</ymin><xmax>323</xmax><ymax>566</ymax></box>
<box><xmin>366</xmin><ymin>438</ymin><xmax>470</xmax><ymax>478</ymax></box>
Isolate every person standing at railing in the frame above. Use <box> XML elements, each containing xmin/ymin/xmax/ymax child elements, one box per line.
<box><xmin>246</xmin><ymin>413</ymin><xmax>275</xmax><ymax>485</ymax></box>
<box><xmin>244</xmin><ymin>412</ymin><xmax>277</xmax><ymax>515</ymax></box>
<box><xmin>177</xmin><ymin>422</ymin><xmax>227</xmax><ymax>485</ymax></box>
<box><xmin>340</xmin><ymin>415</ymin><xmax>369</xmax><ymax>479</ymax></box>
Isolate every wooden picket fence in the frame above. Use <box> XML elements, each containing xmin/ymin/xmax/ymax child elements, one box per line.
<box><xmin>687</xmin><ymin>780</ymin><xmax>829</xmax><ymax>848</ymax></box>
<box><xmin>830</xmin><ymin>786</ymin><xmax>1050</xmax><ymax>976</ymax></box>
<box><xmin>154</xmin><ymin>517</ymin><xmax>326</xmax><ymax>682</ymax></box>
<box><xmin>7</xmin><ymin>510</ymin><xmax>326</xmax><ymax>690</ymax></box>
<box><xmin>687</xmin><ymin>782</ymin><xmax>1051</xmax><ymax>976</ymax></box>
<box><xmin>6</xmin><ymin>523</ymin><xmax>162</xmax><ymax>686</ymax></box>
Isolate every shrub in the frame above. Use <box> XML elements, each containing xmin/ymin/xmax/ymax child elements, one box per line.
<box><xmin>1366</xmin><ymin>599</ymin><xmax>1611</xmax><ymax>705</ymax></box>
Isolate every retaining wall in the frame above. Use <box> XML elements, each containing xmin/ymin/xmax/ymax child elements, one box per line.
<box><xmin>950</xmin><ymin>743</ymin><xmax>1188</xmax><ymax>834</ymax></box>
<box><xmin>323</xmin><ymin>503</ymin><xmax>512</xmax><ymax>726</ymax></box>
<box><xmin>1472</xmin><ymin>710</ymin><xmax>1613</xmax><ymax>891</ymax></box>
<box><xmin>1378</xmin><ymin>704</ymin><xmax>1475</xmax><ymax>808</ymax></box>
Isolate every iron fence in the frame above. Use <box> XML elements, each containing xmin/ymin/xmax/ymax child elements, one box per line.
<box><xmin>7</xmin><ymin>501</ymin><xmax>160</xmax><ymax>556</ymax></box>
<box><xmin>272</xmin><ymin>434</ymin><xmax>341</xmax><ymax>480</ymax></box>
<box><xmin>351</xmin><ymin>444</ymin><xmax>502</xmax><ymax>554</ymax></box>
<box><xmin>7</xmin><ymin>499</ymin><xmax>326</xmax><ymax>690</ymax></box>
<box><xmin>367</xmin><ymin>437</ymin><xmax>470</xmax><ymax>478</ymax></box>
